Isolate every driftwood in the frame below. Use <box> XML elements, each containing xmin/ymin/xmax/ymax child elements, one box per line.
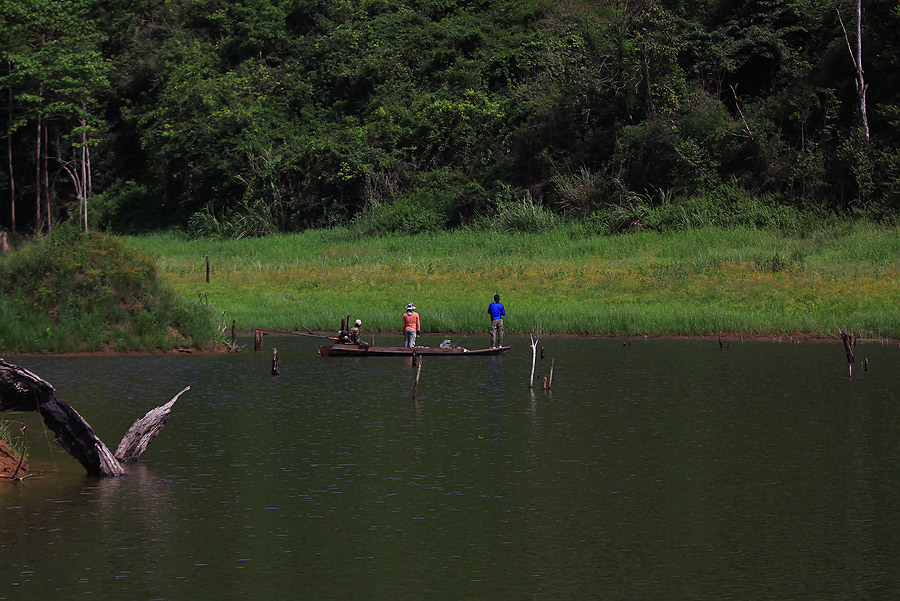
<box><xmin>1</xmin><ymin>358</ymin><xmax>186</xmax><ymax>476</ymax></box>
<box><xmin>115</xmin><ymin>386</ymin><xmax>190</xmax><ymax>462</ymax></box>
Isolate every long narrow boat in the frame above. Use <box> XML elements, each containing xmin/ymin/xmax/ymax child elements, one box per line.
<box><xmin>319</xmin><ymin>344</ymin><xmax>511</xmax><ymax>357</ymax></box>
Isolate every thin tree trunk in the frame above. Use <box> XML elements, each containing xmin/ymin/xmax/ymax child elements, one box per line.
<box><xmin>838</xmin><ymin>2</ymin><xmax>870</xmax><ymax>142</ymax></box>
<box><xmin>81</xmin><ymin>107</ymin><xmax>89</xmax><ymax>232</ymax></box>
<box><xmin>6</xmin><ymin>59</ymin><xmax>14</xmax><ymax>234</ymax></box>
<box><xmin>35</xmin><ymin>96</ymin><xmax>42</xmax><ymax>234</ymax></box>
<box><xmin>43</xmin><ymin>124</ymin><xmax>50</xmax><ymax>234</ymax></box>
<box><xmin>855</xmin><ymin>0</ymin><xmax>869</xmax><ymax>142</ymax></box>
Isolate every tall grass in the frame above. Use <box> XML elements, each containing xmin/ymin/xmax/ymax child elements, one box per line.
<box><xmin>0</xmin><ymin>418</ymin><xmax>26</xmax><ymax>459</ymax></box>
<box><xmin>129</xmin><ymin>222</ymin><xmax>900</xmax><ymax>339</ymax></box>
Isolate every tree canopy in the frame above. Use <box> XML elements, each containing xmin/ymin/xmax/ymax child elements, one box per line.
<box><xmin>2</xmin><ymin>0</ymin><xmax>898</xmax><ymax>237</ymax></box>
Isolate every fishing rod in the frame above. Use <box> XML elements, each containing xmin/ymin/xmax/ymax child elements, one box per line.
<box><xmin>257</xmin><ymin>328</ymin><xmax>339</xmax><ymax>341</ymax></box>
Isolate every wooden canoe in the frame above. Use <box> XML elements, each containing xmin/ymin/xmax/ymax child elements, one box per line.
<box><xmin>319</xmin><ymin>344</ymin><xmax>511</xmax><ymax>357</ymax></box>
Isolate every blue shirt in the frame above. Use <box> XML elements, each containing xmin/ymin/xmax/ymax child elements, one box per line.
<box><xmin>488</xmin><ymin>301</ymin><xmax>505</xmax><ymax>321</ymax></box>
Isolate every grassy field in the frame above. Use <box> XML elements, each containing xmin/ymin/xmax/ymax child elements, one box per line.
<box><xmin>129</xmin><ymin>223</ymin><xmax>900</xmax><ymax>340</ymax></box>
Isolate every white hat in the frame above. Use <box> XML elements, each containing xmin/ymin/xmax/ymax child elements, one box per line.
<box><xmin>406</xmin><ymin>303</ymin><xmax>416</xmax><ymax>311</ymax></box>
<box><xmin>355</xmin><ymin>319</ymin><xmax>361</xmax><ymax>326</ymax></box>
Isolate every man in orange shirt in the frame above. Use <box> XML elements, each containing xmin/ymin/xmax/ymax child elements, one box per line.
<box><xmin>402</xmin><ymin>303</ymin><xmax>421</xmax><ymax>348</ymax></box>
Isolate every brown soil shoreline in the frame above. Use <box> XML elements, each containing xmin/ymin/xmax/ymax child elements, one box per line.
<box><xmin>0</xmin><ymin>440</ymin><xmax>27</xmax><ymax>478</ymax></box>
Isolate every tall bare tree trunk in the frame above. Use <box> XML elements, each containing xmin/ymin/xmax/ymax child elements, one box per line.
<box><xmin>839</xmin><ymin>1</ymin><xmax>870</xmax><ymax>142</ymax></box>
<box><xmin>855</xmin><ymin>0</ymin><xmax>869</xmax><ymax>143</ymax></box>
<box><xmin>35</xmin><ymin>87</ymin><xmax>42</xmax><ymax>234</ymax></box>
<box><xmin>43</xmin><ymin>126</ymin><xmax>50</xmax><ymax>234</ymax></box>
<box><xmin>6</xmin><ymin>59</ymin><xmax>15</xmax><ymax>234</ymax></box>
<box><xmin>81</xmin><ymin>105</ymin><xmax>89</xmax><ymax>233</ymax></box>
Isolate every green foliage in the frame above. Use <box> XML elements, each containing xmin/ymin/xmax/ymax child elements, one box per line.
<box><xmin>552</xmin><ymin>165</ymin><xmax>600</xmax><ymax>218</ymax></box>
<box><xmin>642</xmin><ymin>184</ymin><xmax>809</xmax><ymax>233</ymax></box>
<box><xmin>188</xmin><ymin>199</ymin><xmax>277</xmax><ymax>239</ymax></box>
<box><xmin>0</xmin><ymin>225</ymin><xmax>220</xmax><ymax>352</ymax></box>
<box><xmin>4</xmin><ymin>0</ymin><xmax>900</xmax><ymax>236</ymax></box>
<box><xmin>486</xmin><ymin>188</ymin><xmax>560</xmax><ymax>233</ymax></box>
<box><xmin>90</xmin><ymin>179</ymin><xmax>156</xmax><ymax>234</ymax></box>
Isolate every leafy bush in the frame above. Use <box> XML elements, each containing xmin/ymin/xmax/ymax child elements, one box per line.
<box><xmin>480</xmin><ymin>188</ymin><xmax>560</xmax><ymax>233</ymax></box>
<box><xmin>90</xmin><ymin>179</ymin><xmax>157</xmax><ymax>234</ymax></box>
<box><xmin>350</xmin><ymin>168</ymin><xmax>490</xmax><ymax>234</ymax></box>
<box><xmin>187</xmin><ymin>199</ymin><xmax>278</xmax><ymax>239</ymax></box>
<box><xmin>642</xmin><ymin>184</ymin><xmax>808</xmax><ymax>233</ymax></box>
<box><xmin>351</xmin><ymin>196</ymin><xmax>448</xmax><ymax>235</ymax></box>
<box><xmin>0</xmin><ymin>225</ymin><xmax>220</xmax><ymax>353</ymax></box>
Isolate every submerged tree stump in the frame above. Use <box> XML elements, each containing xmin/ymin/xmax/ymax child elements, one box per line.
<box><xmin>839</xmin><ymin>329</ymin><xmax>856</xmax><ymax>377</ymax></box>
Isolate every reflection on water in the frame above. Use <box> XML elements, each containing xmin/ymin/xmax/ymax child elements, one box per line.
<box><xmin>3</xmin><ymin>335</ymin><xmax>900</xmax><ymax>600</ymax></box>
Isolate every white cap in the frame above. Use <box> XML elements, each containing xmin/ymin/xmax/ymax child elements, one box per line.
<box><xmin>406</xmin><ymin>303</ymin><xmax>416</xmax><ymax>311</ymax></box>
<box><xmin>355</xmin><ymin>319</ymin><xmax>361</xmax><ymax>326</ymax></box>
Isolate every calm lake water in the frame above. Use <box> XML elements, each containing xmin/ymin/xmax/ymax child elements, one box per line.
<box><xmin>2</xmin><ymin>334</ymin><xmax>900</xmax><ymax>600</ymax></box>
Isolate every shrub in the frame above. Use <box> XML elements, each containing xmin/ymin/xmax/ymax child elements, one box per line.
<box><xmin>489</xmin><ymin>191</ymin><xmax>560</xmax><ymax>233</ymax></box>
<box><xmin>0</xmin><ymin>225</ymin><xmax>220</xmax><ymax>353</ymax></box>
<box><xmin>641</xmin><ymin>184</ymin><xmax>808</xmax><ymax>233</ymax></box>
<box><xmin>187</xmin><ymin>199</ymin><xmax>276</xmax><ymax>239</ymax></box>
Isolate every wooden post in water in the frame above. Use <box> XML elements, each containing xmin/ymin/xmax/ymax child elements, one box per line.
<box><xmin>271</xmin><ymin>348</ymin><xmax>280</xmax><ymax>375</ymax></box>
<box><xmin>205</xmin><ymin>256</ymin><xmax>210</xmax><ymax>283</ymax></box>
<box><xmin>839</xmin><ymin>329</ymin><xmax>855</xmax><ymax>377</ymax></box>
<box><xmin>231</xmin><ymin>320</ymin><xmax>236</xmax><ymax>346</ymax></box>
<box><xmin>548</xmin><ymin>358</ymin><xmax>554</xmax><ymax>390</ymax></box>
<box><xmin>254</xmin><ymin>328</ymin><xmax>263</xmax><ymax>351</ymax></box>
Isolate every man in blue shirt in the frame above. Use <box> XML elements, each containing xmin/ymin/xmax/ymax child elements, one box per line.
<box><xmin>488</xmin><ymin>294</ymin><xmax>505</xmax><ymax>348</ymax></box>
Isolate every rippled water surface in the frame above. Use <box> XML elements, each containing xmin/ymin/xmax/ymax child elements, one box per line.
<box><xmin>3</xmin><ymin>334</ymin><xmax>900</xmax><ymax>600</ymax></box>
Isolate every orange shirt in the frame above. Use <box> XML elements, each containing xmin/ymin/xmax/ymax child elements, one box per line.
<box><xmin>402</xmin><ymin>311</ymin><xmax>421</xmax><ymax>331</ymax></box>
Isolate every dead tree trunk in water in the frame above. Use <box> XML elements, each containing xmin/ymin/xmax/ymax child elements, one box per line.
<box><xmin>0</xmin><ymin>359</ymin><xmax>124</xmax><ymax>476</ymax></box>
<box><xmin>1</xmin><ymin>359</ymin><xmax>187</xmax><ymax>476</ymax></box>
<box><xmin>115</xmin><ymin>386</ymin><xmax>190</xmax><ymax>462</ymax></box>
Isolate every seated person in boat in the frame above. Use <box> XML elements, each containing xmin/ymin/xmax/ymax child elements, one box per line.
<box><xmin>348</xmin><ymin>319</ymin><xmax>363</xmax><ymax>344</ymax></box>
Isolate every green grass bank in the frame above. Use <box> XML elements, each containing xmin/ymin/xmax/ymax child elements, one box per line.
<box><xmin>129</xmin><ymin>223</ymin><xmax>900</xmax><ymax>340</ymax></box>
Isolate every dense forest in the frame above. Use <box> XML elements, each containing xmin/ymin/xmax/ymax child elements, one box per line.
<box><xmin>1</xmin><ymin>0</ymin><xmax>898</xmax><ymax>238</ymax></box>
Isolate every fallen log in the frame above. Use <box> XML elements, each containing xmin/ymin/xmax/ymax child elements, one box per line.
<box><xmin>1</xmin><ymin>359</ymin><xmax>187</xmax><ymax>477</ymax></box>
<box><xmin>0</xmin><ymin>359</ymin><xmax>124</xmax><ymax>476</ymax></box>
<box><xmin>115</xmin><ymin>386</ymin><xmax>190</xmax><ymax>462</ymax></box>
